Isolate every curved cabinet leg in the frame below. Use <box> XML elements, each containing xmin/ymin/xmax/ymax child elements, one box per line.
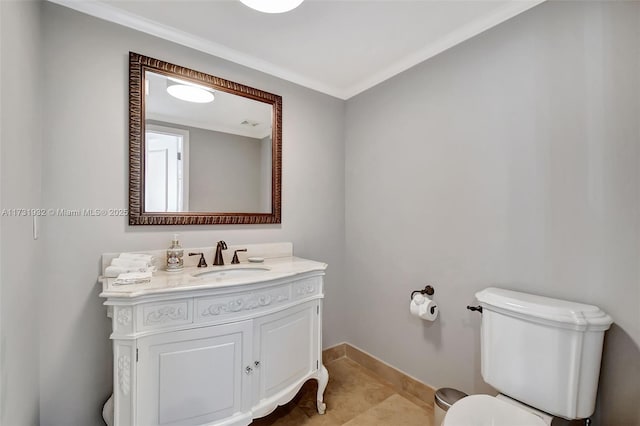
<box><xmin>102</xmin><ymin>393</ymin><xmax>114</xmax><ymax>426</ymax></box>
<box><xmin>316</xmin><ymin>365</ymin><xmax>329</xmax><ymax>414</ymax></box>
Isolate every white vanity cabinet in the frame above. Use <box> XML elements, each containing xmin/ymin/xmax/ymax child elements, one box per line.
<box><xmin>252</xmin><ymin>302</ymin><xmax>320</xmax><ymax>417</ymax></box>
<box><xmin>100</xmin><ymin>253</ymin><xmax>328</xmax><ymax>426</ymax></box>
<box><xmin>136</xmin><ymin>320</ymin><xmax>253</xmax><ymax>426</ymax></box>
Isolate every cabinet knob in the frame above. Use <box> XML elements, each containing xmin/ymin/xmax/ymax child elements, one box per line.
<box><xmin>254</xmin><ymin>361</ymin><xmax>260</xmax><ymax>367</ymax></box>
<box><xmin>245</xmin><ymin>366</ymin><xmax>253</xmax><ymax>374</ymax></box>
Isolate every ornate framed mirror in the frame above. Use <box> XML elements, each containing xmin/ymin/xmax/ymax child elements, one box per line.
<box><xmin>128</xmin><ymin>52</ymin><xmax>282</xmax><ymax>225</ymax></box>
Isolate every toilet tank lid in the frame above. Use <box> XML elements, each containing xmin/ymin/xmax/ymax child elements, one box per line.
<box><xmin>476</xmin><ymin>288</ymin><xmax>613</xmax><ymax>331</ymax></box>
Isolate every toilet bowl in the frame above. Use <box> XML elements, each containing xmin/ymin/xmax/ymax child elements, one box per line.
<box><xmin>443</xmin><ymin>394</ymin><xmax>550</xmax><ymax>426</ymax></box>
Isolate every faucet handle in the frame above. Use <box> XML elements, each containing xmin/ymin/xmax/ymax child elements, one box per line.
<box><xmin>189</xmin><ymin>252</ymin><xmax>207</xmax><ymax>268</ymax></box>
<box><xmin>231</xmin><ymin>249</ymin><xmax>247</xmax><ymax>264</ymax></box>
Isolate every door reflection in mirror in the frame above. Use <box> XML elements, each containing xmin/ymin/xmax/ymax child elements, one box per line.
<box><xmin>145</xmin><ymin>125</ymin><xmax>188</xmax><ymax>212</ymax></box>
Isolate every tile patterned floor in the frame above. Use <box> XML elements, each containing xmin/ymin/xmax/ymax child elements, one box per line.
<box><xmin>251</xmin><ymin>357</ymin><xmax>434</xmax><ymax>426</ymax></box>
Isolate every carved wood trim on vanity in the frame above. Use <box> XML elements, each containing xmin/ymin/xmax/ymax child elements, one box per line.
<box><xmin>117</xmin><ymin>355</ymin><xmax>131</xmax><ymax>395</ymax></box>
<box><xmin>113</xmin><ymin>343</ymin><xmax>136</xmax><ymax>425</ymax></box>
<box><xmin>116</xmin><ymin>307</ymin><xmax>132</xmax><ymax>326</ymax></box>
<box><xmin>197</xmin><ymin>284</ymin><xmax>291</xmax><ymax>320</ymax></box>
<box><xmin>141</xmin><ymin>301</ymin><xmax>191</xmax><ymax>327</ymax></box>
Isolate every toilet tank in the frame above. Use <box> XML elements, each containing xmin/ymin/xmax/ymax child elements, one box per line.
<box><xmin>475</xmin><ymin>288</ymin><xmax>612</xmax><ymax>420</ymax></box>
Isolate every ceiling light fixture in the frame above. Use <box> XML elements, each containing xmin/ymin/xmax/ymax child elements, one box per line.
<box><xmin>166</xmin><ymin>77</ymin><xmax>214</xmax><ymax>103</ymax></box>
<box><xmin>239</xmin><ymin>0</ymin><xmax>304</xmax><ymax>14</ymax></box>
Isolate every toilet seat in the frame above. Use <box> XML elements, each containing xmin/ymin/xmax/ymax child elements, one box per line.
<box><xmin>443</xmin><ymin>395</ymin><xmax>548</xmax><ymax>426</ymax></box>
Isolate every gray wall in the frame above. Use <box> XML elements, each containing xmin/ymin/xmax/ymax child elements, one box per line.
<box><xmin>39</xmin><ymin>3</ymin><xmax>345</xmax><ymax>425</ymax></box>
<box><xmin>0</xmin><ymin>1</ymin><xmax>43</xmax><ymax>425</ymax></box>
<box><xmin>147</xmin><ymin>120</ymin><xmax>264</xmax><ymax>212</ymax></box>
<box><xmin>344</xmin><ymin>1</ymin><xmax>639</xmax><ymax>424</ymax></box>
<box><xmin>188</xmin><ymin>128</ymin><xmax>261</xmax><ymax>212</ymax></box>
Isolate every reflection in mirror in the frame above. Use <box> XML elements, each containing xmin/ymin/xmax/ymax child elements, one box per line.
<box><xmin>144</xmin><ymin>124</ymin><xmax>189</xmax><ymax>212</ymax></box>
<box><xmin>144</xmin><ymin>71</ymin><xmax>272</xmax><ymax>214</ymax></box>
<box><xmin>129</xmin><ymin>52</ymin><xmax>282</xmax><ymax>225</ymax></box>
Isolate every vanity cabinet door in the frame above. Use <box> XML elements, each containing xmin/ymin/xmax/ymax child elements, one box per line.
<box><xmin>252</xmin><ymin>301</ymin><xmax>319</xmax><ymax>405</ymax></box>
<box><xmin>136</xmin><ymin>321</ymin><xmax>252</xmax><ymax>426</ymax></box>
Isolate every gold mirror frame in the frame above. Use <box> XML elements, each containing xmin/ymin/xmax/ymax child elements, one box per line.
<box><xmin>128</xmin><ymin>52</ymin><xmax>282</xmax><ymax>225</ymax></box>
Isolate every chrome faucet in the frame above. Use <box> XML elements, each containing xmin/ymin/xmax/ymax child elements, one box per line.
<box><xmin>213</xmin><ymin>240</ymin><xmax>227</xmax><ymax>266</ymax></box>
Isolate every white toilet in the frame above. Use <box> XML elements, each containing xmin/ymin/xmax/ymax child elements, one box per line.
<box><xmin>443</xmin><ymin>287</ymin><xmax>613</xmax><ymax>426</ymax></box>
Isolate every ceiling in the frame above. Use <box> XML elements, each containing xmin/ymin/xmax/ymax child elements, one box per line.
<box><xmin>146</xmin><ymin>71</ymin><xmax>272</xmax><ymax>139</ymax></box>
<box><xmin>49</xmin><ymin>0</ymin><xmax>545</xmax><ymax>100</ymax></box>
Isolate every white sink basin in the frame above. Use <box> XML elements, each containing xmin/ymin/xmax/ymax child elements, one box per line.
<box><xmin>193</xmin><ymin>267</ymin><xmax>270</xmax><ymax>279</ymax></box>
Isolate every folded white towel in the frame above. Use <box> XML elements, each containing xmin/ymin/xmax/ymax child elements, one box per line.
<box><xmin>119</xmin><ymin>252</ymin><xmax>155</xmax><ymax>263</ymax></box>
<box><xmin>113</xmin><ymin>271</ymin><xmax>153</xmax><ymax>285</ymax></box>
<box><xmin>105</xmin><ymin>265</ymin><xmax>156</xmax><ymax>278</ymax></box>
<box><xmin>111</xmin><ymin>258</ymin><xmax>150</xmax><ymax>268</ymax></box>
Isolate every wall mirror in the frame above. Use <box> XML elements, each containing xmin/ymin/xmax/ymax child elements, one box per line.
<box><xmin>129</xmin><ymin>52</ymin><xmax>282</xmax><ymax>225</ymax></box>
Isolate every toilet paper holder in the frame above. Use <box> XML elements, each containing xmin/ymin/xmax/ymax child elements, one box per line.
<box><xmin>410</xmin><ymin>285</ymin><xmax>435</xmax><ymax>301</ymax></box>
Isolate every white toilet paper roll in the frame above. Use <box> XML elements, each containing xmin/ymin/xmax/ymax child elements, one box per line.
<box><xmin>410</xmin><ymin>294</ymin><xmax>426</xmax><ymax>316</ymax></box>
<box><xmin>418</xmin><ymin>299</ymin><xmax>438</xmax><ymax>321</ymax></box>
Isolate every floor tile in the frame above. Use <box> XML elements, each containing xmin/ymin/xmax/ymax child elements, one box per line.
<box><xmin>317</xmin><ymin>359</ymin><xmax>397</xmax><ymax>424</ymax></box>
<box><xmin>398</xmin><ymin>390</ymin><xmax>432</xmax><ymax>411</ymax></box>
<box><xmin>252</xmin><ymin>357</ymin><xmax>433</xmax><ymax>426</ymax></box>
<box><xmin>342</xmin><ymin>394</ymin><xmax>432</xmax><ymax>426</ymax></box>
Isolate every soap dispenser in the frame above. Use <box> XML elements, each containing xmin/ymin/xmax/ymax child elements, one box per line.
<box><xmin>166</xmin><ymin>234</ymin><xmax>184</xmax><ymax>272</ymax></box>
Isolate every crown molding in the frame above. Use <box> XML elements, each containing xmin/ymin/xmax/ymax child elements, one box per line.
<box><xmin>47</xmin><ymin>0</ymin><xmax>545</xmax><ymax>100</ymax></box>
<box><xmin>47</xmin><ymin>0</ymin><xmax>344</xmax><ymax>98</ymax></box>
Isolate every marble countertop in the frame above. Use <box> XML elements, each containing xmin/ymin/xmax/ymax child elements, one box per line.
<box><xmin>99</xmin><ymin>256</ymin><xmax>327</xmax><ymax>299</ymax></box>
